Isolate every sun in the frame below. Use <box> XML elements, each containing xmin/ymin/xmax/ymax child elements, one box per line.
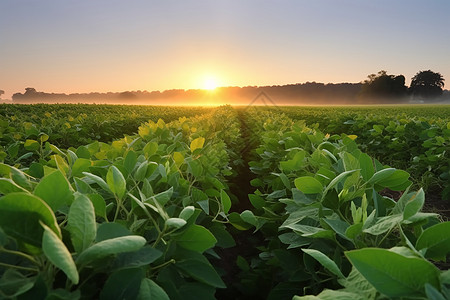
<box><xmin>202</xmin><ymin>77</ymin><xmax>218</xmax><ymax>90</ymax></box>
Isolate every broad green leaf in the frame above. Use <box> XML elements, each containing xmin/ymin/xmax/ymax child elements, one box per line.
<box><xmin>0</xmin><ymin>269</ymin><xmax>35</xmax><ymax>298</ymax></box>
<box><xmin>96</xmin><ymin>222</ymin><xmax>131</xmax><ymax>242</ymax></box>
<box><xmin>106</xmin><ymin>166</ymin><xmax>126</xmax><ymax>199</ymax></box>
<box><xmin>137</xmin><ymin>278</ymin><xmax>169</xmax><ymax>300</ymax></box>
<box><xmin>346</xmin><ymin>248</ymin><xmax>440</xmax><ymax>297</ymax></box>
<box><xmin>363</xmin><ymin>214</ymin><xmax>402</xmax><ymax>236</ymax></box>
<box><xmin>124</xmin><ymin>151</ymin><xmax>137</xmax><ymax>173</ymax></box>
<box><xmin>293</xmin><ymin>289</ymin><xmax>366</xmax><ymax>300</ymax></box>
<box><xmin>88</xmin><ymin>193</ymin><xmax>107</xmax><ymax>220</ymax></box>
<box><xmin>24</xmin><ymin>139</ymin><xmax>39</xmax><ymax>151</ymax></box>
<box><xmin>294</xmin><ymin>176</ymin><xmax>323</xmax><ymax>194</ymax></box>
<box><xmin>143</xmin><ymin>141</ymin><xmax>158</xmax><ymax>156</ymax></box>
<box><xmin>179</xmin><ymin>206</ymin><xmax>195</xmax><ymax>221</ymax></box>
<box><xmin>220</xmin><ymin>190</ymin><xmax>231</xmax><ymax>214</ymax></box>
<box><xmin>248</xmin><ymin>194</ymin><xmax>265</xmax><ymax>209</ymax></box>
<box><xmin>134</xmin><ymin>162</ymin><xmax>148</xmax><ymax>181</ymax></box>
<box><xmin>278</xmin><ymin>232</ymin><xmax>311</xmax><ymax>249</ymax></box>
<box><xmin>71</xmin><ymin>158</ymin><xmax>91</xmax><ymax>178</ymax></box>
<box><xmin>240</xmin><ymin>210</ymin><xmax>258</xmax><ymax>227</ymax></box>
<box><xmin>425</xmin><ymin>283</ymin><xmax>446</xmax><ymax>300</ymax></box>
<box><xmin>41</xmin><ymin>223</ymin><xmax>78</xmax><ymax>285</ymax></box>
<box><xmin>100</xmin><ymin>268</ymin><xmax>143</xmax><ymax>300</ymax></box>
<box><xmin>68</xmin><ymin>193</ymin><xmax>96</xmax><ymax>253</ymax></box>
<box><xmin>0</xmin><ymin>193</ymin><xmax>60</xmax><ymax>246</ymax></box>
<box><xmin>34</xmin><ymin>170</ymin><xmax>74</xmax><ymax>212</ymax></box>
<box><xmin>173</xmin><ymin>225</ymin><xmax>217</xmax><ymax>253</ymax></box>
<box><xmin>76</xmin><ymin>236</ymin><xmax>146</xmax><ymax>266</ymax></box>
<box><xmin>302</xmin><ymin>249</ymin><xmax>345</xmax><ymax>279</ymax></box>
<box><xmin>377</xmin><ymin>169</ymin><xmax>410</xmax><ymax>189</ymax></box>
<box><xmin>165</xmin><ymin>218</ymin><xmax>187</xmax><ymax>229</ymax></box>
<box><xmin>53</xmin><ymin>155</ymin><xmax>69</xmax><ymax>177</ymax></box>
<box><xmin>176</xmin><ymin>258</ymin><xmax>226</xmax><ymax>288</ymax></box>
<box><xmin>416</xmin><ymin>222</ymin><xmax>450</xmax><ymax>261</ymax></box>
<box><xmin>113</xmin><ymin>246</ymin><xmax>162</xmax><ymax>270</ymax></box>
<box><xmin>359</xmin><ymin>153</ymin><xmax>375</xmax><ymax>181</ymax></box>
<box><xmin>83</xmin><ymin>172</ymin><xmax>111</xmax><ymax>193</ymax></box>
<box><xmin>403</xmin><ymin>189</ymin><xmax>425</xmax><ymax>220</ymax></box>
<box><xmin>0</xmin><ymin>178</ymin><xmax>29</xmax><ymax>194</ymax></box>
<box><xmin>190</xmin><ymin>137</ymin><xmax>205</xmax><ymax>152</ymax></box>
<box><xmin>323</xmin><ymin>170</ymin><xmax>357</xmax><ymax>196</ymax></box>
<box><xmin>367</xmin><ymin>168</ymin><xmax>396</xmax><ymax>185</ymax></box>
<box><xmin>173</xmin><ymin>152</ymin><xmax>184</xmax><ymax>166</ymax></box>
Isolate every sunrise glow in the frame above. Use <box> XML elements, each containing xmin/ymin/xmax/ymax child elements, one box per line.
<box><xmin>202</xmin><ymin>77</ymin><xmax>218</xmax><ymax>90</ymax></box>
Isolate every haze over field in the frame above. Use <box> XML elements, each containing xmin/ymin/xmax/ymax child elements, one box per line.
<box><xmin>1</xmin><ymin>0</ymin><xmax>450</xmax><ymax>104</ymax></box>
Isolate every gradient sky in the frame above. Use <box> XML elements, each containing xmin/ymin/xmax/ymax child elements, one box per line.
<box><xmin>1</xmin><ymin>0</ymin><xmax>449</xmax><ymax>99</ymax></box>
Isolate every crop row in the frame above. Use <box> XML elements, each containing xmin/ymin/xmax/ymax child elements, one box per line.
<box><xmin>0</xmin><ymin>106</ymin><xmax>241</xmax><ymax>299</ymax></box>
<box><xmin>0</xmin><ymin>104</ymin><xmax>211</xmax><ymax>166</ymax></box>
<box><xmin>272</xmin><ymin>105</ymin><xmax>450</xmax><ymax>200</ymax></box>
<box><xmin>232</xmin><ymin>107</ymin><xmax>450</xmax><ymax>299</ymax></box>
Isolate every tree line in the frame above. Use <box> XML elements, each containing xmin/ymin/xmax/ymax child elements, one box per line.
<box><xmin>8</xmin><ymin>70</ymin><xmax>448</xmax><ymax>105</ymax></box>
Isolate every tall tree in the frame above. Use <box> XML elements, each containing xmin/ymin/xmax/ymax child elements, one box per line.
<box><xmin>410</xmin><ymin>70</ymin><xmax>445</xmax><ymax>99</ymax></box>
<box><xmin>359</xmin><ymin>70</ymin><xmax>408</xmax><ymax>101</ymax></box>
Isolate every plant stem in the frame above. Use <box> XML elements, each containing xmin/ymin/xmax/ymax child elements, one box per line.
<box><xmin>0</xmin><ymin>262</ymin><xmax>39</xmax><ymax>272</ymax></box>
<box><xmin>0</xmin><ymin>248</ymin><xmax>40</xmax><ymax>266</ymax></box>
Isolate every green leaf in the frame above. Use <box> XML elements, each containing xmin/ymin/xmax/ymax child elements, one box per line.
<box><xmin>0</xmin><ymin>193</ymin><xmax>60</xmax><ymax>246</ymax></box>
<box><xmin>106</xmin><ymin>166</ymin><xmax>126</xmax><ymax>199</ymax></box>
<box><xmin>173</xmin><ymin>225</ymin><xmax>217</xmax><ymax>253</ymax></box>
<box><xmin>41</xmin><ymin>222</ymin><xmax>79</xmax><ymax>284</ymax></box>
<box><xmin>176</xmin><ymin>258</ymin><xmax>226</xmax><ymax>288</ymax></box>
<box><xmin>416</xmin><ymin>222</ymin><xmax>450</xmax><ymax>261</ymax></box>
<box><xmin>302</xmin><ymin>249</ymin><xmax>345</xmax><ymax>279</ymax></box>
<box><xmin>323</xmin><ymin>170</ymin><xmax>357</xmax><ymax>196</ymax></box>
<box><xmin>363</xmin><ymin>214</ymin><xmax>402</xmax><ymax>236</ymax></box>
<box><xmin>359</xmin><ymin>153</ymin><xmax>375</xmax><ymax>182</ymax></box>
<box><xmin>71</xmin><ymin>158</ymin><xmax>91</xmax><ymax>178</ymax></box>
<box><xmin>377</xmin><ymin>169</ymin><xmax>410</xmax><ymax>189</ymax></box>
<box><xmin>100</xmin><ymin>268</ymin><xmax>143</xmax><ymax>300</ymax></box>
<box><xmin>83</xmin><ymin>172</ymin><xmax>111</xmax><ymax>193</ymax></box>
<box><xmin>137</xmin><ymin>278</ymin><xmax>169</xmax><ymax>300</ymax></box>
<box><xmin>425</xmin><ymin>283</ymin><xmax>446</xmax><ymax>300</ymax></box>
<box><xmin>190</xmin><ymin>137</ymin><xmax>205</xmax><ymax>152</ymax></box>
<box><xmin>113</xmin><ymin>246</ymin><xmax>162</xmax><ymax>270</ymax></box>
<box><xmin>76</xmin><ymin>236</ymin><xmax>146</xmax><ymax>266</ymax></box>
<box><xmin>0</xmin><ymin>178</ymin><xmax>29</xmax><ymax>194</ymax></box>
<box><xmin>294</xmin><ymin>176</ymin><xmax>323</xmax><ymax>194</ymax></box>
<box><xmin>88</xmin><ymin>193</ymin><xmax>107</xmax><ymax>220</ymax></box>
<box><xmin>345</xmin><ymin>248</ymin><xmax>440</xmax><ymax>297</ymax></box>
<box><xmin>220</xmin><ymin>190</ymin><xmax>231</xmax><ymax>214</ymax></box>
<box><xmin>248</xmin><ymin>194</ymin><xmax>265</xmax><ymax>209</ymax></box>
<box><xmin>0</xmin><ymin>269</ymin><xmax>35</xmax><ymax>298</ymax></box>
<box><xmin>179</xmin><ymin>206</ymin><xmax>195</xmax><ymax>221</ymax></box>
<box><xmin>403</xmin><ymin>189</ymin><xmax>425</xmax><ymax>220</ymax></box>
<box><xmin>134</xmin><ymin>162</ymin><xmax>148</xmax><ymax>181</ymax></box>
<box><xmin>68</xmin><ymin>193</ymin><xmax>96</xmax><ymax>253</ymax></box>
<box><xmin>24</xmin><ymin>139</ymin><xmax>40</xmax><ymax>151</ymax></box>
<box><xmin>124</xmin><ymin>151</ymin><xmax>137</xmax><ymax>173</ymax></box>
<box><xmin>240</xmin><ymin>210</ymin><xmax>258</xmax><ymax>227</ymax></box>
<box><xmin>165</xmin><ymin>218</ymin><xmax>187</xmax><ymax>229</ymax></box>
<box><xmin>34</xmin><ymin>170</ymin><xmax>74</xmax><ymax>212</ymax></box>
<box><xmin>367</xmin><ymin>168</ymin><xmax>396</xmax><ymax>185</ymax></box>
<box><xmin>96</xmin><ymin>222</ymin><xmax>131</xmax><ymax>242</ymax></box>
<box><xmin>143</xmin><ymin>141</ymin><xmax>158</xmax><ymax>156</ymax></box>
<box><xmin>293</xmin><ymin>289</ymin><xmax>366</xmax><ymax>300</ymax></box>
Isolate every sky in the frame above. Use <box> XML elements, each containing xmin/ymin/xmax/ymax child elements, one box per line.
<box><xmin>1</xmin><ymin>0</ymin><xmax>450</xmax><ymax>99</ymax></box>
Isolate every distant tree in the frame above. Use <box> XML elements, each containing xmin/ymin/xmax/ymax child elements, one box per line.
<box><xmin>409</xmin><ymin>70</ymin><xmax>445</xmax><ymax>99</ymax></box>
<box><xmin>359</xmin><ymin>70</ymin><xmax>408</xmax><ymax>101</ymax></box>
<box><xmin>0</xmin><ymin>90</ymin><xmax>4</xmax><ymax>98</ymax></box>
